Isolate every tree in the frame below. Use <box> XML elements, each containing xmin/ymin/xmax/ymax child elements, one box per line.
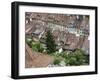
<box><xmin>45</xmin><ymin>30</ymin><xmax>56</xmax><ymax>54</ymax></box>
<box><xmin>65</xmin><ymin>49</ymin><xmax>89</xmax><ymax>66</ymax></box>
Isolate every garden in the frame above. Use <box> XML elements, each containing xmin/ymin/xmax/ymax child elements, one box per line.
<box><xmin>26</xmin><ymin>34</ymin><xmax>89</xmax><ymax>67</ymax></box>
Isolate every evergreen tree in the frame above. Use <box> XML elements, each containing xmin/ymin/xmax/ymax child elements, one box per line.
<box><xmin>45</xmin><ymin>30</ymin><xmax>56</xmax><ymax>54</ymax></box>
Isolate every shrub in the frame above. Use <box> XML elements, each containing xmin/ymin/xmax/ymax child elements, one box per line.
<box><xmin>31</xmin><ymin>42</ymin><xmax>44</xmax><ymax>53</ymax></box>
<box><xmin>26</xmin><ymin>38</ymin><xmax>32</xmax><ymax>48</ymax></box>
<box><xmin>53</xmin><ymin>59</ymin><xmax>61</xmax><ymax>65</ymax></box>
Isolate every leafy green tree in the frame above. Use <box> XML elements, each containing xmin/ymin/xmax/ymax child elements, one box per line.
<box><xmin>45</xmin><ymin>30</ymin><xmax>56</xmax><ymax>54</ymax></box>
<box><xmin>65</xmin><ymin>49</ymin><xmax>89</xmax><ymax>66</ymax></box>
